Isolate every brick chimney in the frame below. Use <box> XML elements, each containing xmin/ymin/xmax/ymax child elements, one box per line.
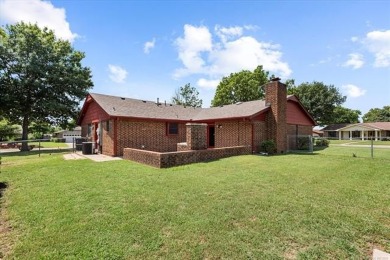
<box><xmin>265</xmin><ymin>78</ymin><xmax>287</xmax><ymax>153</ymax></box>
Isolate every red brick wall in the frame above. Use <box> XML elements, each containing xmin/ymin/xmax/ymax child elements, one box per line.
<box><xmin>102</xmin><ymin>119</ymin><xmax>115</xmax><ymax>156</ymax></box>
<box><xmin>115</xmin><ymin>120</ymin><xmax>186</xmax><ymax>156</ymax></box>
<box><xmin>265</xmin><ymin>80</ymin><xmax>287</xmax><ymax>153</ymax></box>
<box><xmin>253</xmin><ymin>121</ymin><xmax>267</xmax><ymax>153</ymax></box>
<box><xmin>214</xmin><ymin>121</ymin><xmax>252</xmax><ymax>148</ymax></box>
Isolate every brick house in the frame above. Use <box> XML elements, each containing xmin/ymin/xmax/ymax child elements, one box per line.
<box><xmin>77</xmin><ymin>79</ymin><xmax>316</xmax><ymax>166</ymax></box>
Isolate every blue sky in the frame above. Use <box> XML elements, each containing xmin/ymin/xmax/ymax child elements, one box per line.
<box><xmin>1</xmin><ymin>0</ymin><xmax>389</xmax><ymax>118</ymax></box>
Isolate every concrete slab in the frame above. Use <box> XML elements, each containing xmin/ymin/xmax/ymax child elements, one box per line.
<box><xmin>373</xmin><ymin>249</ymin><xmax>390</xmax><ymax>260</ymax></box>
<box><xmin>63</xmin><ymin>153</ymin><xmax>86</xmax><ymax>160</ymax></box>
<box><xmin>64</xmin><ymin>152</ymin><xmax>122</xmax><ymax>162</ymax></box>
<box><xmin>81</xmin><ymin>153</ymin><xmax>122</xmax><ymax>162</ymax></box>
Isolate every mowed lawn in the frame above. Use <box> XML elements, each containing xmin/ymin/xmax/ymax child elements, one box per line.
<box><xmin>0</xmin><ymin>147</ymin><xmax>389</xmax><ymax>259</ymax></box>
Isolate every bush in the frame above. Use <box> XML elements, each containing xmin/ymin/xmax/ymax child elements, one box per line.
<box><xmin>315</xmin><ymin>138</ymin><xmax>329</xmax><ymax>147</ymax></box>
<box><xmin>260</xmin><ymin>140</ymin><xmax>276</xmax><ymax>154</ymax></box>
<box><xmin>297</xmin><ymin>137</ymin><xmax>310</xmax><ymax>150</ymax></box>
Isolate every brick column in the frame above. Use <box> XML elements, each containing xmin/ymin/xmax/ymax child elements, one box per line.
<box><xmin>186</xmin><ymin>123</ymin><xmax>207</xmax><ymax>150</ymax></box>
<box><xmin>265</xmin><ymin>79</ymin><xmax>287</xmax><ymax>153</ymax></box>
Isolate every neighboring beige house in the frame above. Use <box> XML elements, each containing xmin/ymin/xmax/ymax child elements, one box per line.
<box><xmin>53</xmin><ymin>126</ymin><xmax>82</xmax><ymax>142</ymax></box>
<box><xmin>323</xmin><ymin>122</ymin><xmax>390</xmax><ymax>140</ymax></box>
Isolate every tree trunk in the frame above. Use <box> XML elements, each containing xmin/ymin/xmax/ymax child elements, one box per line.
<box><xmin>21</xmin><ymin>115</ymin><xmax>29</xmax><ymax>151</ymax></box>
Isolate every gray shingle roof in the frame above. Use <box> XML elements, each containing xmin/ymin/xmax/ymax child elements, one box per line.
<box><xmin>322</xmin><ymin>123</ymin><xmax>350</xmax><ymax>131</ymax></box>
<box><xmin>89</xmin><ymin>93</ymin><xmax>270</xmax><ymax>121</ymax></box>
<box><xmin>322</xmin><ymin>122</ymin><xmax>390</xmax><ymax>131</ymax></box>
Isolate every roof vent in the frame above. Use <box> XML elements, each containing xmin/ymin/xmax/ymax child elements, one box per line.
<box><xmin>121</xmin><ymin>97</ymin><xmax>125</xmax><ymax>100</ymax></box>
<box><xmin>113</xmin><ymin>107</ymin><xmax>116</xmax><ymax>111</ymax></box>
<box><xmin>235</xmin><ymin>102</ymin><xmax>242</xmax><ymax>105</ymax></box>
<box><xmin>271</xmin><ymin>77</ymin><xmax>281</xmax><ymax>82</ymax></box>
<box><xmin>142</xmin><ymin>100</ymin><xmax>146</xmax><ymax>103</ymax></box>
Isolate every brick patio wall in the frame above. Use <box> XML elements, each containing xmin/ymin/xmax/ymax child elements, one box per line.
<box><xmin>123</xmin><ymin>146</ymin><xmax>251</xmax><ymax>168</ymax></box>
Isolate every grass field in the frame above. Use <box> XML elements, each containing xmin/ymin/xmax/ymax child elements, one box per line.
<box><xmin>1</xmin><ymin>146</ymin><xmax>389</xmax><ymax>259</ymax></box>
<box><xmin>329</xmin><ymin>139</ymin><xmax>390</xmax><ymax>146</ymax></box>
<box><xmin>28</xmin><ymin>141</ymin><xmax>69</xmax><ymax>148</ymax></box>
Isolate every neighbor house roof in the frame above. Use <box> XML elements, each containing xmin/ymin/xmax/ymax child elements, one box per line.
<box><xmin>363</xmin><ymin>122</ymin><xmax>390</xmax><ymax>130</ymax></box>
<box><xmin>322</xmin><ymin>123</ymin><xmax>350</xmax><ymax>131</ymax></box>
<box><xmin>323</xmin><ymin>122</ymin><xmax>390</xmax><ymax>131</ymax></box>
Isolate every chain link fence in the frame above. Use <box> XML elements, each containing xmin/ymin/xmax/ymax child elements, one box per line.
<box><xmin>0</xmin><ymin>138</ymin><xmax>84</xmax><ymax>157</ymax></box>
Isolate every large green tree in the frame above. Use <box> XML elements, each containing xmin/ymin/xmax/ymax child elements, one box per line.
<box><xmin>29</xmin><ymin>121</ymin><xmax>54</xmax><ymax>139</ymax></box>
<box><xmin>0</xmin><ymin>23</ymin><xmax>93</xmax><ymax>150</ymax></box>
<box><xmin>363</xmin><ymin>106</ymin><xmax>390</xmax><ymax>122</ymax></box>
<box><xmin>332</xmin><ymin>106</ymin><xmax>361</xmax><ymax>124</ymax></box>
<box><xmin>172</xmin><ymin>83</ymin><xmax>202</xmax><ymax>107</ymax></box>
<box><xmin>211</xmin><ymin>65</ymin><xmax>270</xmax><ymax>107</ymax></box>
<box><xmin>288</xmin><ymin>81</ymin><xmax>346</xmax><ymax>125</ymax></box>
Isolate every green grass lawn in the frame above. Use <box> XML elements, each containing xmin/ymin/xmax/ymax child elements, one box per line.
<box><xmin>329</xmin><ymin>139</ymin><xmax>390</xmax><ymax>146</ymax></box>
<box><xmin>1</xmin><ymin>147</ymin><xmax>389</xmax><ymax>259</ymax></box>
<box><xmin>29</xmin><ymin>141</ymin><xmax>69</xmax><ymax>148</ymax></box>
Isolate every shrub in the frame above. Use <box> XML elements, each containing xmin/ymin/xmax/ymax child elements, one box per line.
<box><xmin>315</xmin><ymin>138</ymin><xmax>329</xmax><ymax>147</ymax></box>
<box><xmin>260</xmin><ymin>140</ymin><xmax>276</xmax><ymax>154</ymax></box>
<box><xmin>297</xmin><ymin>137</ymin><xmax>310</xmax><ymax>150</ymax></box>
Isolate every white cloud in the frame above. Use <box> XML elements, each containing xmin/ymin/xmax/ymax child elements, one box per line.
<box><xmin>108</xmin><ymin>65</ymin><xmax>128</xmax><ymax>83</ymax></box>
<box><xmin>343</xmin><ymin>53</ymin><xmax>364</xmax><ymax>69</ymax></box>
<box><xmin>0</xmin><ymin>0</ymin><xmax>77</xmax><ymax>42</ymax></box>
<box><xmin>342</xmin><ymin>84</ymin><xmax>366</xmax><ymax>98</ymax></box>
<box><xmin>143</xmin><ymin>38</ymin><xmax>156</xmax><ymax>54</ymax></box>
<box><xmin>196</xmin><ymin>78</ymin><xmax>220</xmax><ymax>90</ymax></box>
<box><xmin>351</xmin><ymin>36</ymin><xmax>359</xmax><ymax>42</ymax></box>
<box><xmin>174</xmin><ymin>24</ymin><xmax>212</xmax><ymax>76</ymax></box>
<box><xmin>174</xmin><ymin>24</ymin><xmax>291</xmax><ymax>82</ymax></box>
<box><xmin>215</xmin><ymin>25</ymin><xmax>243</xmax><ymax>42</ymax></box>
<box><xmin>364</xmin><ymin>30</ymin><xmax>390</xmax><ymax>67</ymax></box>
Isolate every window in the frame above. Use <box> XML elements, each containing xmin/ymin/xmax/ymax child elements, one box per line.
<box><xmin>106</xmin><ymin>120</ymin><xmax>110</xmax><ymax>132</ymax></box>
<box><xmin>167</xmin><ymin>123</ymin><xmax>179</xmax><ymax>135</ymax></box>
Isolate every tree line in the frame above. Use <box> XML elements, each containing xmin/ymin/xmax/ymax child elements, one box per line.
<box><xmin>1</xmin><ymin>23</ymin><xmax>389</xmax><ymax>148</ymax></box>
<box><xmin>172</xmin><ymin>66</ymin><xmax>389</xmax><ymax>126</ymax></box>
